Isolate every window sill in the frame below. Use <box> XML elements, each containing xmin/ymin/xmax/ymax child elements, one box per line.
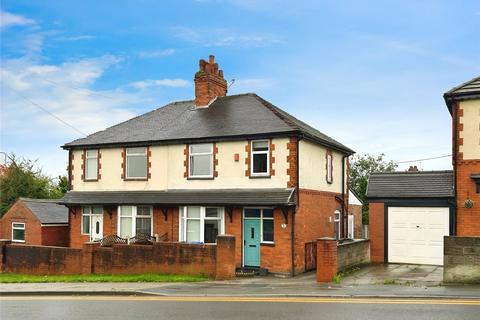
<box><xmin>261</xmin><ymin>242</ymin><xmax>275</xmax><ymax>247</ymax></box>
<box><xmin>12</xmin><ymin>240</ymin><xmax>25</xmax><ymax>243</ymax></box>
<box><xmin>84</xmin><ymin>179</ymin><xmax>98</xmax><ymax>182</ymax></box>
<box><xmin>124</xmin><ymin>178</ymin><xmax>148</xmax><ymax>181</ymax></box>
<box><xmin>187</xmin><ymin>176</ymin><xmax>215</xmax><ymax>180</ymax></box>
<box><xmin>249</xmin><ymin>175</ymin><xmax>271</xmax><ymax>179</ymax></box>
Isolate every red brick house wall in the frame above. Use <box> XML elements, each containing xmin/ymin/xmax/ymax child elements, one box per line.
<box><xmin>294</xmin><ymin>189</ymin><xmax>342</xmax><ymax>273</ymax></box>
<box><xmin>42</xmin><ymin>226</ymin><xmax>69</xmax><ymax>247</ymax></box>
<box><xmin>368</xmin><ymin>202</ymin><xmax>385</xmax><ymax>263</ymax></box>
<box><xmin>348</xmin><ymin>203</ymin><xmax>363</xmax><ymax>238</ymax></box>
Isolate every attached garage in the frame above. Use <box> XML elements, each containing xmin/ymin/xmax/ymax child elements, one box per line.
<box><xmin>367</xmin><ymin>171</ymin><xmax>455</xmax><ymax>266</ymax></box>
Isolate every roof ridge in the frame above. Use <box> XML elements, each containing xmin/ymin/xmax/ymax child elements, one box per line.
<box><xmin>444</xmin><ymin>76</ymin><xmax>480</xmax><ymax>95</ymax></box>
<box><xmin>371</xmin><ymin>170</ymin><xmax>453</xmax><ymax>175</ymax></box>
<box><xmin>20</xmin><ymin>197</ymin><xmax>60</xmax><ymax>202</ymax></box>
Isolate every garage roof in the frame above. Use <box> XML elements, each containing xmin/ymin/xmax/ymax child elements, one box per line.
<box><xmin>366</xmin><ymin>171</ymin><xmax>454</xmax><ymax>199</ymax></box>
<box><xmin>59</xmin><ymin>188</ymin><xmax>296</xmax><ymax>207</ymax></box>
<box><xmin>21</xmin><ymin>198</ymin><xmax>68</xmax><ymax>224</ymax></box>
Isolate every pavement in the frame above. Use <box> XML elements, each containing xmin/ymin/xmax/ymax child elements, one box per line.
<box><xmin>1</xmin><ymin>264</ymin><xmax>479</xmax><ymax>299</ymax></box>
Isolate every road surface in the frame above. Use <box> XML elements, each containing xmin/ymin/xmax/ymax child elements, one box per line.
<box><xmin>1</xmin><ymin>296</ymin><xmax>479</xmax><ymax>320</ymax></box>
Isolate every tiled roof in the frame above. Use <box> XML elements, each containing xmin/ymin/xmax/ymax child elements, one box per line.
<box><xmin>21</xmin><ymin>198</ymin><xmax>68</xmax><ymax>224</ymax></box>
<box><xmin>63</xmin><ymin>93</ymin><xmax>353</xmax><ymax>154</ymax></box>
<box><xmin>444</xmin><ymin>76</ymin><xmax>480</xmax><ymax>113</ymax></box>
<box><xmin>59</xmin><ymin>188</ymin><xmax>296</xmax><ymax>206</ymax></box>
<box><xmin>366</xmin><ymin>171</ymin><xmax>454</xmax><ymax>199</ymax></box>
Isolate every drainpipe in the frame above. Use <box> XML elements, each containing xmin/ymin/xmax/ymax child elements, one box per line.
<box><xmin>335</xmin><ymin>155</ymin><xmax>348</xmax><ymax>240</ymax></box>
<box><xmin>291</xmin><ymin>135</ymin><xmax>301</xmax><ymax>277</ymax></box>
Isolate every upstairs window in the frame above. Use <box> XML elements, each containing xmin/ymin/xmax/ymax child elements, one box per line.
<box><xmin>189</xmin><ymin>143</ymin><xmax>213</xmax><ymax>178</ymax></box>
<box><xmin>251</xmin><ymin>140</ymin><xmax>269</xmax><ymax>176</ymax></box>
<box><xmin>126</xmin><ymin>147</ymin><xmax>147</xmax><ymax>179</ymax></box>
<box><xmin>326</xmin><ymin>152</ymin><xmax>333</xmax><ymax>184</ymax></box>
<box><xmin>85</xmin><ymin>150</ymin><xmax>98</xmax><ymax>180</ymax></box>
<box><xmin>12</xmin><ymin>222</ymin><xmax>25</xmax><ymax>242</ymax></box>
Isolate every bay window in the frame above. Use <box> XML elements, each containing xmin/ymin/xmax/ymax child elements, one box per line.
<box><xmin>189</xmin><ymin>143</ymin><xmax>213</xmax><ymax>178</ymax></box>
<box><xmin>251</xmin><ymin>140</ymin><xmax>269</xmax><ymax>176</ymax></box>
<box><xmin>85</xmin><ymin>149</ymin><xmax>98</xmax><ymax>180</ymax></box>
<box><xmin>180</xmin><ymin>206</ymin><xmax>224</xmax><ymax>243</ymax></box>
<box><xmin>118</xmin><ymin>205</ymin><xmax>153</xmax><ymax>238</ymax></box>
<box><xmin>126</xmin><ymin>147</ymin><xmax>147</xmax><ymax>179</ymax></box>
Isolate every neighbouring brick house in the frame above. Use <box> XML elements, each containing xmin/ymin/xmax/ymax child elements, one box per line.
<box><xmin>59</xmin><ymin>55</ymin><xmax>354</xmax><ymax>275</ymax></box>
<box><xmin>367</xmin><ymin>76</ymin><xmax>480</xmax><ymax>266</ymax></box>
<box><xmin>444</xmin><ymin>76</ymin><xmax>480</xmax><ymax>237</ymax></box>
<box><xmin>0</xmin><ymin>198</ymin><xmax>69</xmax><ymax>247</ymax></box>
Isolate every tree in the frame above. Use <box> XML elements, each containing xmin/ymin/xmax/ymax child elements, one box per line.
<box><xmin>349</xmin><ymin>153</ymin><xmax>397</xmax><ymax>224</ymax></box>
<box><xmin>0</xmin><ymin>154</ymin><xmax>68</xmax><ymax>216</ymax></box>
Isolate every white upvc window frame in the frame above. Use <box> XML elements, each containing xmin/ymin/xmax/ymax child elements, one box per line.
<box><xmin>334</xmin><ymin>210</ymin><xmax>341</xmax><ymax>240</ymax></box>
<box><xmin>11</xmin><ymin>222</ymin><xmax>25</xmax><ymax>243</ymax></box>
<box><xmin>85</xmin><ymin>149</ymin><xmax>98</xmax><ymax>180</ymax></box>
<box><xmin>250</xmin><ymin>140</ymin><xmax>270</xmax><ymax>177</ymax></box>
<box><xmin>243</xmin><ymin>207</ymin><xmax>274</xmax><ymax>244</ymax></box>
<box><xmin>81</xmin><ymin>206</ymin><xmax>103</xmax><ymax>235</ymax></box>
<box><xmin>179</xmin><ymin>206</ymin><xmax>225</xmax><ymax>244</ymax></box>
<box><xmin>117</xmin><ymin>205</ymin><xmax>153</xmax><ymax>238</ymax></box>
<box><xmin>125</xmin><ymin>147</ymin><xmax>148</xmax><ymax>179</ymax></box>
<box><xmin>326</xmin><ymin>152</ymin><xmax>333</xmax><ymax>184</ymax></box>
<box><xmin>188</xmin><ymin>143</ymin><xmax>214</xmax><ymax>178</ymax></box>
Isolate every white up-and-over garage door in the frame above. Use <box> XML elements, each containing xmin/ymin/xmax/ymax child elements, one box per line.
<box><xmin>388</xmin><ymin>207</ymin><xmax>449</xmax><ymax>265</ymax></box>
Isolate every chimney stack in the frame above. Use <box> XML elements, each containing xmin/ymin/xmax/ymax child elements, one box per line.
<box><xmin>408</xmin><ymin>165</ymin><xmax>419</xmax><ymax>172</ymax></box>
<box><xmin>194</xmin><ymin>55</ymin><xmax>227</xmax><ymax>107</ymax></box>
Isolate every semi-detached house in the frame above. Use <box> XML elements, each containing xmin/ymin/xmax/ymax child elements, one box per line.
<box><xmin>60</xmin><ymin>55</ymin><xmax>354</xmax><ymax>275</ymax></box>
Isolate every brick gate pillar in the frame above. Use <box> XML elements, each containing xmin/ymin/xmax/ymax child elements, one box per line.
<box><xmin>82</xmin><ymin>242</ymin><xmax>100</xmax><ymax>275</ymax></box>
<box><xmin>215</xmin><ymin>235</ymin><xmax>236</xmax><ymax>280</ymax></box>
<box><xmin>316</xmin><ymin>237</ymin><xmax>338</xmax><ymax>282</ymax></box>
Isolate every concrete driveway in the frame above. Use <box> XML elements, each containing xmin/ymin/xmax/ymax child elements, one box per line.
<box><xmin>341</xmin><ymin>264</ymin><xmax>444</xmax><ymax>286</ymax></box>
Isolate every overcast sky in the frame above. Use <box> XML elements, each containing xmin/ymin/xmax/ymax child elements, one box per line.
<box><xmin>1</xmin><ymin>0</ymin><xmax>479</xmax><ymax>177</ymax></box>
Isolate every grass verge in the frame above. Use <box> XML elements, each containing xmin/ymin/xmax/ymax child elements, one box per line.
<box><xmin>0</xmin><ymin>273</ymin><xmax>210</xmax><ymax>283</ymax></box>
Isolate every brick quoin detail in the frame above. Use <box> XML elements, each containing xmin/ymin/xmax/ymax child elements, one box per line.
<box><xmin>270</xmin><ymin>140</ymin><xmax>275</xmax><ymax>176</ymax></box>
<box><xmin>245</xmin><ymin>141</ymin><xmax>251</xmax><ymax>177</ymax></box>
<box><xmin>214</xmin><ymin>143</ymin><xmax>219</xmax><ymax>177</ymax></box>
<box><xmin>68</xmin><ymin>151</ymin><xmax>74</xmax><ymax>190</ymax></box>
<box><xmin>286</xmin><ymin>136</ymin><xmax>298</xmax><ymax>188</ymax></box>
<box><xmin>184</xmin><ymin>144</ymin><xmax>189</xmax><ymax>178</ymax></box>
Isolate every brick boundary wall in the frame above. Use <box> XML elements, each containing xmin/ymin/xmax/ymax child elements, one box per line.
<box><xmin>0</xmin><ymin>235</ymin><xmax>236</xmax><ymax>280</ymax></box>
<box><xmin>444</xmin><ymin>236</ymin><xmax>480</xmax><ymax>284</ymax></box>
<box><xmin>316</xmin><ymin>238</ymin><xmax>371</xmax><ymax>283</ymax></box>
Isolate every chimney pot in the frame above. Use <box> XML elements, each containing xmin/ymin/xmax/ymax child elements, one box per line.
<box><xmin>194</xmin><ymin>55</ymin><xmax>227</xmax><ymax>107</ymax></box>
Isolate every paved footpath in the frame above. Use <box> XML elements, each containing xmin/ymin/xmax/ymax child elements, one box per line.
<box><xmin>2</xmin><ymin>274</ymin><xmax>480</xmax><ymax>299</ymax></box>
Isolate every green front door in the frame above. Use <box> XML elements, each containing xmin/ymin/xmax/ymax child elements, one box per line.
<box><xmin>243</xmin><ymin>219</ymin><xmax>261</xmax><ymax>267</ymax></box>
